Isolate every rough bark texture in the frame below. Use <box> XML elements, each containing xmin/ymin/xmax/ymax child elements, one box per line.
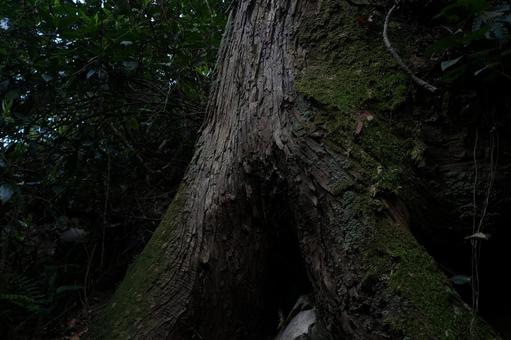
<box><xmin>92</xmin><ymin>1</ymin><xmax>499</xmax><ymax>339</ymax></box>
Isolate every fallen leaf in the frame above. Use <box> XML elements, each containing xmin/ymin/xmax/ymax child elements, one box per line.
<box><xmin>355</xmin><ymin>121</ymin><xmax>364</xmax><ymax>135</ymax></box>
<box><xmin>464</xmin><ymin>232</ymin><xmax>490</xmax><ymax>241</ymax></box>
<box><xmin>354</xmin><ymin>111</ymin><xmax>374</xmax><ymax>135</ymax></box>
<box><xmin>67</xmin><ymin>318</ymin><xmax>77</xmax><ymax>329</ymax></box>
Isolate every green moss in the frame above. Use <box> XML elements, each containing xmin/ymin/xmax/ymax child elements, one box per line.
<box><xmin>294</xmin><ymin>1</ymin><xmax>419</xmax><ymax>196</ymax></box>
<box><xmin>296</xmin><ymin>2</ymin><xmax>409</xmax><ymax>114</ymax></box>
<box><xmin>332</xmin><ymin>178</ymin><xmax>356</xmax><ymax>196</ymax></box>
<box><xmin>328</xmin><ymin>189</ymin><xmax>495</xmax><ymax>338</ymax></box>
<box><xmin>321</xmin><ymin>111</ymin><xmax>412</xmax><ymax>196</ymax></box>
<box><xmin>366</xmin><ymin>223</ymin><xmax>494</xmax><ymax>339</ymax></box>
<box><xmin>91</xmin><ymin>188</ymin><xmax>187</xmax><ymax>339</ymax></box>
<box><xmin>296</xmin><ymin>63</ymin><xmax>408</xmax><ymax>114</ymax></box>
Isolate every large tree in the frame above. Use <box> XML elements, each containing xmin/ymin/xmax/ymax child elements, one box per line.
<box><xmin>93</xmin><ymin>0</ymin><xmax>501</xmax><ymax>339</ymax></box>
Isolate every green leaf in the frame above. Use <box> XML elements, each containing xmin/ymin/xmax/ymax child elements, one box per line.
<box><xmin>441</xmin><ymin>56</ymin><xmax>464</xmax><ymax>71</ymax></box>
<box><xmin>441</xmin><ymin>63</ymin><xmax>469</xmax><ymax>82</ymax></box>
<box><xmin>464</xmin><ymin>232</ymin><xmax>490</xmax><ymax>240</ymax></box>
<box><xmin>126</xmin><ymin>117</ymin><xmax>139</xmax><ymax>130</ymax></box>
<box><xmin>450</xmin><ymin>275</ymin><xmax>471</xmax><ymax>285</ymax></box>
<box><xmin>55</xmin><ymin>285</ymin><xmax>83</xmax><ymax>295</ymax></box>
<box><xmin>0</xmin><ymin>183</ymin><xmax>14</xmax><ymax>203</ymax></box>
<box><xmin>4</xmin><ymin>89</ymin><xmax>18</xmax><ymax>101</ymax></box>
<box><xmin>41</xmin><ymin>73</ymin><xmax>53</xmax><ymax>82</ymax></box>
<box><xmin>122</xmin><ymin>60</ymin><xmax>138</xmax><ymax>71</ymax></box>
<box><xmin>86</xmin><ymin>69</ymin><xmax>96</xmax><ymax>79</ymax></box>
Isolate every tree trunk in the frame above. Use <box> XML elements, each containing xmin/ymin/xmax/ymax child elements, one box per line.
<box><xmin>92</xmin><ymin>1</ymin><xmax>497</xmax><ymax>339</ymax></box>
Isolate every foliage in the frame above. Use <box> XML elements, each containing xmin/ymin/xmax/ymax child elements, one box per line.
<box><xmin>432</xmin><ymin>0</ymin><xmax>511</xmax><ymax>82</ymax></box>
<box><xmin>0</xmin><ymin>0</ymin><xmax>226</xmax><ymax>337</ymax></box>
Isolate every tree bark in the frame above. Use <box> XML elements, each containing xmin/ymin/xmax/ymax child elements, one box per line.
<box><xmin>92</xmin><ymin>1</ymin><xmax>497</xmax><ymax>339</ymax></box>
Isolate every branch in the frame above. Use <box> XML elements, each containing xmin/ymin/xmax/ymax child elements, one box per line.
<box><xmin>383</xmin><ymin>2</ymin><xmax>438</xmax><ymax>93</ymax></box>
<box><xmin>345</xmin><ymin>0</ymin><xmax>373</xmax><ymax>7</ymax></box>
<box><xmin>345</xmin><ymin>0</ymin><xmax>385</xmax><ymax>9</ymax></box>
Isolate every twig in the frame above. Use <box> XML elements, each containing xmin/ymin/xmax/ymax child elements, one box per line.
<box><xmin>101</xmin><ymin>152</ymin><xmax>110</xmax><ymax>268</ymax></box>
<box><xmin>470</xmin><ymin>129</ymin><xmax>479</xmax><ymax>335</ymax></box>
<box><xmin>469</xmin><ymin>126</ymin><xmax>498</xmax><ymax>335</ymax></box>
<box><xmin>383</xmin><ymin>2</ymin><xmax>438</xmax><ymax>93</ymax></box>
<box><xmin>109</xmin><ymin>122</ymin><xmax>151</xmax><ymax>172</ymax></box>
<box><xmin>345</xmin><ymin>0</ymin><xmax>376</xmax><ymax>7</ymax></box>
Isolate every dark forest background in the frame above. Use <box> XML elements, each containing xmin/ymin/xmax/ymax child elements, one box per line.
<box><xmin>0</xmin><ymin>0</ymin><xmax>226</xmax><ymax>337</ymax></box>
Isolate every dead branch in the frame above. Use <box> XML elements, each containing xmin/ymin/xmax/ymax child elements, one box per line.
<box><xmin>383</xmin><ymin>2</ymin><xmax>438</xmax><ymax>93</ymax></box>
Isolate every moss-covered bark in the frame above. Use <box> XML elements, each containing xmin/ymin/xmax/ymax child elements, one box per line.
<box><xmin>371</xmin><ymin>222</ymin><xmax>492</xmax><ymax>339</ymax></box>
<box><xmin>91</xmin><ymin>1</ymin><xmax>499</xmax><ymax>339</ymax></box>
<box><xmin>92</xmin><ymin>188</ymin><xmax>188</xmax><ymax>338</ymax></box>
<box><xmin>290</xmin><ymin>1</ymin><xmax>497</xmax><ymax>338</ymax></box>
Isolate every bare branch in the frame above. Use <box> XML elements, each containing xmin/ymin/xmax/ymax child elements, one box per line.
<box><xmin>345</xmin><ymin>0</ymin><xmax>372</xmax><ymax>7</ymax></box>
<box><xmin>383</xmin><ymin>2</ymin><xmax>438</xmax><ymax>93</ymax></box>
